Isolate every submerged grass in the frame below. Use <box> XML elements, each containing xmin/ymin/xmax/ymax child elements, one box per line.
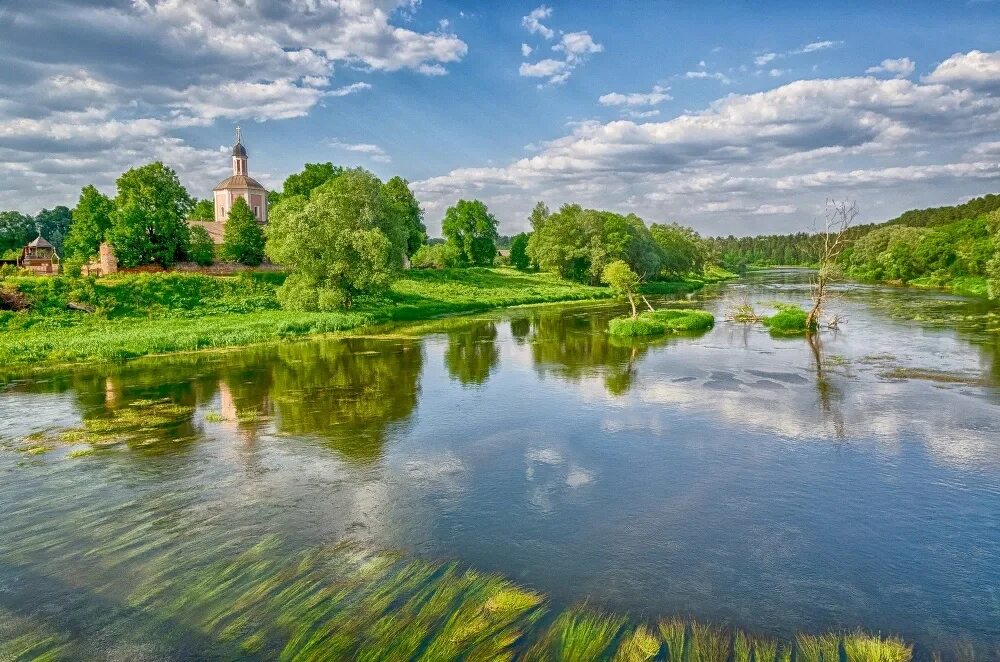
<box><xmin>608</xmin><ymin>308</ymin><xmax>716</xmax><ymax>337</ymax></box>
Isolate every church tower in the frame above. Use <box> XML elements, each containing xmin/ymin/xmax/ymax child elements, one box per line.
<box><xmin>212</xmin><ymin>125</ymin><xmax>268</xmax><ymax>231</ymax></box>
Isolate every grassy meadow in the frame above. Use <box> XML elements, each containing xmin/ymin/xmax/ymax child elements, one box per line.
<box><xmin>0</xmin><ymin>267</ymin><xmax>728</xmax><ymax>371</ymax></box>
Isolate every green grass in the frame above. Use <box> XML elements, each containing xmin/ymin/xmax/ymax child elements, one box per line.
<box><xmin>0</xmin><ymin>267</ymin><xmax>729</xmax><ymax>373</ymax></box>
<box><xmin>762</xmin><ymin>304</ymin><xmax>816</xmax><ymax>336</ymax></box>
<box><xmin>608</xmin><ymin>308</ymin><xmax>716</xmax><ymax>337</ymax></box>
<box><xmin>909</xmin><ymin>275</ymin><xmax>990</xmax><ymax>298</ymax></box>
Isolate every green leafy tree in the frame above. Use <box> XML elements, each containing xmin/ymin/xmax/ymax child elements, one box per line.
<box><xmin>280</xmin><ymin>162</ymin><xmax>344</xmax><ymax>199</ymax></box>
<box><xmin>0</xmin><ymin>210</ymin><xmax>35</xmax><ymax>256</ymax></box>
<box><xmin>441</xmin><ymin>199</ymin><xmax>500</xmax><ymax>266</ymax></box>
<box><xmin>987</xmin><ymin>210</ymin><xmax>1000</xmax><ymax>299</ymax></box>
<box><xmin>650</xmin><ymin>223</ymin><xmax>708</xmax><ymax>277</ymax></box>
<box><xmin>107</xmin><ymin>162</ymin><xmax>193</xmax><ymax>267</ymax></box>
<box><xmin>411</xmin><ymin>243</ymin><xmax>459</xmax><ymax>269</ymax></box>
<box><xmin>382</xmin><ymin>176</ymin><xmax>427</xmax><ymax>257</ymax></box>
<box><xmin>64</xmin><ymin>185</ymin><xmax>114</xmax><ymax>260</ymax></box>
<box><xmin>188</xmin><ymin>225</ymin><xmax>216</xmax><ymax>266</ymax></box>
<box><xmin>510</xmin><ymin>232</ymin><xmax>531</xmax><ymax>270</ymax></box>
<box><xmin>266</xmin><ymin>168</ymin><xmax>407</xmax><ymax>309</ymax></box>
<box><xmin>34</xmin><ymin>206</ymin><xmax>73</xmax><ymax>254</ymax></box>
<box><xmin>222</xmin><ymin>198</ymin><xmax>265</xmax><ymax>266</ymax></box>
<box><xmin>602</xmin><ymin>259</ymin><xmax>640</xmax><ymax>318</ymax></box>
<box><xmin>190</xmin><ymin>198</ymin><xmax>215</xmax><ymax>221</ymax></box>
<box><xmin>527</xmin><ymin>204</ymin><xmax>593</xmax><ymax>281</ymax></box>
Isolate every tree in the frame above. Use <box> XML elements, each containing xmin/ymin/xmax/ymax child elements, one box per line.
<box><xmin>107</xmin><ymin>162</ymin><xmax>193</xmax><ymax>267</ymax></box>
<box><xmin>34</xmin><ymin>206</ymin><xmax>73</xmax><ymax>254</ymax></box>
<box><xmin>266</xmin><ymin>168</ymin><xmax>407</xmax><ymax>309</ymax></box>
<box><xmin>510</xmin><ymin>232</ymin><xmax>531</xmax><ymax>270</ymax></box>
<box><xmin>411</xmin><ymin>243</ymin><xmax>459</xmax><ymax>269</ymax></box>
<box><xmin>64</xmin><ymin>185</ymin><xmax>114</xmax><ymax>260</ymax></box>
<box><xmin>441</xmin><ymin>199</ymin><xmax>500</xmax><ymax>266</ymax></box>
<box><xmin>280</xmin><ymin>162</ymin><xmax>344</xmax><ymax>199</ymax></box>
<box><xmin>382</xmin><ymin>176</ymin><xmax>426</xmax><ymax>257</ymax></box>
<box><xmin>602</xmin><ymin>260</ymin><xmax>640</xmax><ymax>318</ymax></box>
<box><xmin>650</xmin><ymin>223</ymin><xmax>707</xmax><ymax>277</ymax></box>
<box><xmin>188</xmin><ymin>225</ymin><xmax>216</xmax><ymax>266</ymax></box>
<box><xmin>527</xmin><ymin>204</ymin><xmax>592</xmax><ymax>280</ymax></box>
<box><xmin>190</xmin><ymin>198</ymin><xmax>215</xmax><ymax>221</ymax></box>
<box><xmin>807</xmin><ymin>199</ymin><xmax>856</xmax><ymax>331</ymax></box>
<box><xmin>988</xmin><ymin>210</ymin><xmax>1000</xmax><ymax>300</ymax></box>
<box><xmin>0</xmin><ymin>210</ymin><xmax>35</xmax><ymax>256</ymax></box>
<box><xmin>222</xmin><ymin>198</ymin><xmax>265</xmax><ymax>266</ymax></box>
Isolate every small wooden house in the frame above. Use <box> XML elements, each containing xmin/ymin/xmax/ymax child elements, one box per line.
<box><xmin>19</xmin><ymin>235</ymin><xmax>60</xmax><ymax>275</ymax></box>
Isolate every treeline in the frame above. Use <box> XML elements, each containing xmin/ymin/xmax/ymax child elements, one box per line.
<box><xmin>0</xmin><ymin>207</ymin><xmax>72</xmax><ymax>258</ymax></box>
<box><xmin>709</xmin><ymin>193</ymin><xmax>1000</xmax><ymax>298</ymax></box>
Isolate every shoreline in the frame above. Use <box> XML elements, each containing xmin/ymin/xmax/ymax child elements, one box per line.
<box><xmin>1</xmin><ymin>268</ymin><xmax>731</xmax><ymax>378</ymax></box>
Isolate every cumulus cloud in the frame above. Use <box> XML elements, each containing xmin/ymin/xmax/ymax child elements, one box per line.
<box><xmin>415</xmin><ymin>57</ymin><xmax>1000</xmax><ymax>235</ymax></box>
<box><xmin>866</xmin><ymin>57</ymin><xmax>916</xmax><ymax>78</ymax></box>
<box><xmin>0</xmin><ymin>0</ymin><xmax>466</xmax><ymax>212</ymax></box>
<box><xmin>519</xmin><ymin>7</ymin><xmax>602</xmax><ymax>85</ymax></box>
<box><xmin>924</xmin><ymin>50</ymin><xmax>1000</xmax><ymax>90</ymax></box>
<box><xmin>521</xmin><ymin>5</ymin><xmax>555</xmax><ymax>39</ymax></box>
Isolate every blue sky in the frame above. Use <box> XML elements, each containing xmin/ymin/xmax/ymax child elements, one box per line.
<box><xmin>2</xmin><ymin>1</ymin><xmax>999</xmax><ymax>236</ymax></box>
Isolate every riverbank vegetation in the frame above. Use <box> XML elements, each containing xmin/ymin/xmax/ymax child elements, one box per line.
<box><xmin>711</xmin><ymin>193</ymin><xmax>1000</xmax><ymax>300</ymax></box>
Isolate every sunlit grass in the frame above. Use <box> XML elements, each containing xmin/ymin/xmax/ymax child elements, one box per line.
<box><xmin>608</xmin><ymin>308</ymin><xmax>715</xmax><ymax>337</ymax></box>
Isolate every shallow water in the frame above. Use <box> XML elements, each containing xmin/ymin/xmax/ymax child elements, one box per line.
<box><xmin>1</xmin><ymin>270</ymin><xmax>998</xmax><ymax>658</ymax></box>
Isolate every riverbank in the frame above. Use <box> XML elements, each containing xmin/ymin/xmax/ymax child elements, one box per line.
<box><xmin>0</xmin><ymin>267</ymin><xmax>732</xmax><ymax>372</ymax></box>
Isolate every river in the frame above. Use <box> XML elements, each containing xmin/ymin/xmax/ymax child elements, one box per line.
<box><xmin>1</xmin><ymin>270</ymin><xmax>997</xmax><ymax>659</ymax></box>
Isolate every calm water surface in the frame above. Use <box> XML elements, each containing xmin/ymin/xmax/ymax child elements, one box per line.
<box><xmin>2</xmin><ymin>271</ymin><xmax>998</xmax><ymax>658</ymax></box>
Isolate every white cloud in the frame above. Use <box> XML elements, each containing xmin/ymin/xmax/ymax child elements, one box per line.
<box><xmin>415</xmin><ymin>57</ymin><xmax>1000</xmax><ymax>235</ymax></box>
<box><xmin>755</xmin><ymin>53</ymin><xmax>778</xmax><ymax>67</ymax></box>
<box><xmin>0</xmin><ymin>0</ymin><xmax>465</xmax><ymax>212</ymax></box>
<box><xmin>769</xmin><ymin>69</ymin><xmax>785</xmax><ymax>77</ymax></box>
<box><xmin>326</xmin><ymin>139</ymin><xmax>391</xmax><ymax>163</ymax></box>
<box><xmin>521</xmin><ymin>5</ymin><xmax>555</xmax><ymax>39</ymax></box>
<box><xmin>924</xmin><ymin>50</ymin><xmax>1000</xmax><ymax>89</ymax></box>
<box><xmin>598</xmin><ymin>85</ymin><xmax>672</xmax><ymax>108</ymax></box>
<box><xmin>797</xmin><ymin>40</ymin><xmax>842</xmax><ymax>53</ymax></box>
<box><xmin>327</xmin><ymin>82</ymin><xmax>374</xmax><ymax>97</ymax></box>
<box><xmin>684</xmin><ymin>70</ymin><xmax>732</xmax><ymax>85</ymax></box>
<box><xmin>519</xmin><ymin>8</ymin><xmax>602</xmax><ymax>85</ymax></box>
<box><xmin>866</xmin><ymin>57</ymin><xmax>916</xmax><ymax>78</ymax></box>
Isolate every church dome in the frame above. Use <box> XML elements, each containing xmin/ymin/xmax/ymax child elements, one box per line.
<box><xmin>232</xmin><ymin>142</ymin><xmax>247</xmax><ymax>157</ymax></box>
<box><xmin>214</xmin><ymin>174</ymin><xmax>265</xmax><ymax>191</ymax></box>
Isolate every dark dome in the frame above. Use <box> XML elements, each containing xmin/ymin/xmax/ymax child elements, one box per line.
<box><xmin>232</xmin><ymin>142</ymin><xmax>247</xmax><ymax>157</ymax></box>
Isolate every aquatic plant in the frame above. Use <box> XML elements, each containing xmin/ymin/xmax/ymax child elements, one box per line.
<box><xmin>762</xmin><ymin>304</ymin><xmax>816</xmax><ymax>335</ymax></box>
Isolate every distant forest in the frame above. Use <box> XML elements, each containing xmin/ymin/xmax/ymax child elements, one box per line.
<box><xmin>709</xmin><ymin>194</ymin><xmax>1000</xmax><ymax>291</ymax></box>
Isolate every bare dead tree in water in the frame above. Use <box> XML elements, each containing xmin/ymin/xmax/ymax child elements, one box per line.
<box><xmin>807</xmin><ymin>200</ymin><xmax>857</xmax><ymax>331</ymax></box>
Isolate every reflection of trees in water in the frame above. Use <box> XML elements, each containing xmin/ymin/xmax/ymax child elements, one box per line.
<box><xmin>268</xmin><ymin>339</ymin><xmax>423</xmax><ymax>462</ymax></box>
<box><xmin>806</xmin><ymin>333</ymin><xmax>846</xmax><ymax>438</ymax></box>
<box><xmin>444</xmin><ymin>321</ymin><xmax>499</xmax><ymax>386</ymax></box>
<box><xmin>23</xmin><ymin>337</ymin><xmax>424</xmax><ymax>463</ymax></box>
<box><xmin>518</xmin><ymin>307</ymin><xmax>660</xmax><ymax>395</ymax></box>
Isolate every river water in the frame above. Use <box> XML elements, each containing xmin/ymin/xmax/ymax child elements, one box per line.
<box><xmin>1</xmin><ymin>271</ymin><xmax>998</xmax><ymax>658</ymax></box>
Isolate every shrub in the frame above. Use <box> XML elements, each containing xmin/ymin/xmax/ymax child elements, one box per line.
<box><xmin>411</xmin><ymin>243</ymin><xmax>460</xmax><ymax>269</ymax></box>
<box><xmin>188</xmin><ymin>225</ymin><xmax>216</xmax><ymax>266</ymax></box>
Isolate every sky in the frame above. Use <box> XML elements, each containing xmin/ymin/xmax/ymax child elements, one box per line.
<box><xmin>1</xmin><ymin>1</ymin><xmax>999</xmax><ymax>237</ymax></box>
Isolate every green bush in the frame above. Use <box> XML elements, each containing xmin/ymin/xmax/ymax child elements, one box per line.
<box><xmin>411</xmin><ymin>243</ymin><xmax>460</xmax><ymax>269</ymax></box>
<box><xmin>188</xmin><ymin>225</ymin><xmax>216</xmax><ymax>266</ymax></box>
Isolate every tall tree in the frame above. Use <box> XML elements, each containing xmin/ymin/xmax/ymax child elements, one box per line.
<box><xmin>190</xmin><ymin>198</ymin><xmax>215</xmax><ymax>221</ymax></box>
<box><xmin>188</xmin><ymin>225</ymin><xmax>216</xmax><ymax>266</ymax></box>
<box><xmin>509</xmin><ymin>232</ymin><xmax>531</xmax><ymax>270</ymax></box>
<box><xmin>222</xmin><ymin>198</ymin><xmax>265</xmax><ymax>266</ymax></box>
<box><xmin>64</xmin><ymin>185</ymin><xmax>114</xmax><ymax>260</ymax></box>
<box><xmin>266</xmin><ymin>168</ymin><xmax>407</xmax><ymax>309</ymax></box>
<box><xmin>0</xmin><ymin>210</ymin><xmax>35</xmax><ymax>256</ymax></box>
<box><xmin>107</xmin><ymin>162</ymin><xmax>193</xmax><ymax>267</ymax></box>
<box><xmin>34</xmin><ymin>206</ymin><xmax>73</xmax><ymax>254</ymax></box>
<box><xmin>441</xmin><ymin>199</ymin><xmax>500</xmax><ymax>267</ymax></box>
<box><xmin>650</xmin><ymin>223</ymin><xmax>707</xmax><ymax>277</ymax></box>
<box><xmin>280</xmin><ymin>162</ymin><xmax>344</xmax><ymax>199</ymax></box>
<box><xmin>382</xmin><ymin>176</ymin><xmax>427</xmax><ymax>257</ymax></box>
